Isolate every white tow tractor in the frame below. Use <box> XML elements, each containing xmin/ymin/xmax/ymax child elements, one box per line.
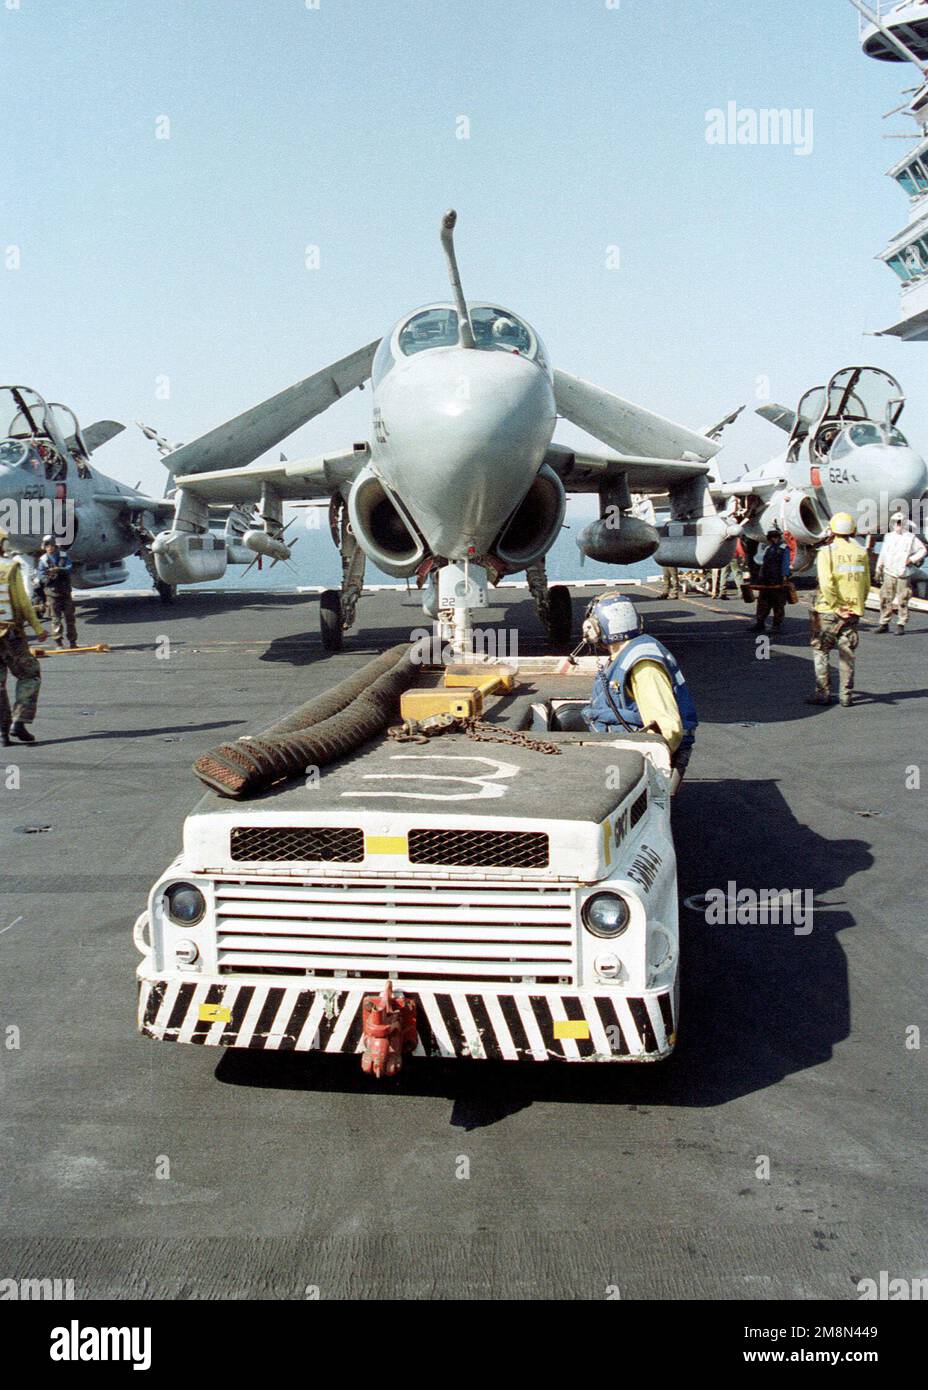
<box><xmin>135</xmin><ymin>655</ymin><xmax>681</xmax><ymax>1074</ymax></box>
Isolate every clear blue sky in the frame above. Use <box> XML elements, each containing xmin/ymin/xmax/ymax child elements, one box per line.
<box><xmin>1</xmin><ymin>0</ymin><xmax>925</xmax><ymax>501</ymax></box>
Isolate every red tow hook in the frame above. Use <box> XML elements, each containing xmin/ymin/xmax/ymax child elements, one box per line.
<box><xmin>360</xmin><ymin>980</ymin><xmax>418</xmax><ymax>1078</ymax></box>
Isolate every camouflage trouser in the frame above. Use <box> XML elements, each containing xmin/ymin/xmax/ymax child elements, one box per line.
<box><xmin>811</xmin><ymin>613</ymin><xmax>860</xmax><ymax>697</ymax></box>
<box><xmin>709</xmin><ymin>565</ymin><xmax>730</xmax><ymax>597</ymax></box>
<box><xmin>47</xmin><ymin>588</ymin><xmax>77</xmax><ymax>644</ymax></box>
<box><xmin>879</xmin><ymin>574</ymin><xmax>911</xmax><ymax>629</ymax></box>
<box><xmin>0</xmin><ymin>624</ymin><xmax>41</xmax><ymax>727</ymax></box>
<box><xmin>660</xmin><ymin>566</ymin><xmax>680</xmax><ymax>598</ymax></box>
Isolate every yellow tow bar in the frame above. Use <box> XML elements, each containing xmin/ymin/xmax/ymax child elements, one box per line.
<box><xmin>31</xmin><ymin>643</ymin><xmax>112</xmax><ymax>658</ymax></box>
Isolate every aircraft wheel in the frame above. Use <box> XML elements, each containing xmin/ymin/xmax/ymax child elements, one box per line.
<box><xmin>320</xmin><ymin>589</ymin><xmax>344</xmax><ymax>652</ymax></box>
<box><xmin>546</xmin><ymin>585</ymin><xmax>573</xmax><ymax>648</ymax></box>
<box><xmin>155</xmin><ymin>580</ymin><xmax>176</xmax><ymax>605</ymax></box>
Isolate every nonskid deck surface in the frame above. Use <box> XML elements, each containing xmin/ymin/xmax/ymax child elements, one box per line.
<box><xmin>0</xmin><ymin>581</ymin><xmax>924</xmax><ymax>1298</ymax></box>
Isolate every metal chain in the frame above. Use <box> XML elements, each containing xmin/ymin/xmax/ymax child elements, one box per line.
<box><xmin>462</xmin><ymin>719</ymin><xmax>561</xmax><ymax>756</ymax></box>
<box><xmin>387</xmin><ymin>715</ymin><xmax>561</xmax><ymax>755</ymax></box>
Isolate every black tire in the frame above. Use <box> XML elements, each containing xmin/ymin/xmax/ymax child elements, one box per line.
<box><xmin>320</xmin><ymin>589</ymin><xmax>343</xmax><ymax>652</ymax></box>
<box><xmin>546</xmin><ymin>584</ymin><xmax>573</xmax><ymax>648</ymax></box>
<box><xmin>155</xmin><ymin>580</ymin><xmax>176</xmax><ymax>605</ymax></box>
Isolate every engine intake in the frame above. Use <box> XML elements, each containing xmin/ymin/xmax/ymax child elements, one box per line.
<box><xmin>492</xmin><ymin>464</ymin><xmax>566</xmax><ymax>570</ymax></box>
<box><xmin>347</xmin><ymin>466</ymin><xmax>426</xmax><ymax>577</ymax></box>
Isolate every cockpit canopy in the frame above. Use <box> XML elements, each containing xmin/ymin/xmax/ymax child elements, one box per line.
<box><xmin>787</xmin><ymin>367</ymin><xmax>906</xmax><ymax>462</ymax></box>
<box><xmin>0</xmin><ymin>385</ymin><xmax>90</xmax><ymax>479</ymax></box>
<box><xmin>372</xmin><ymin>302</ymin><xmax>549</xmax><ymax>386</ymax></box>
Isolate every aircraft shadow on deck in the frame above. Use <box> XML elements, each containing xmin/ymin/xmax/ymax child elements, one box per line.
<box><xmin>214</xmin><ymin>778</ymin><xmax>867</xmax><ymax>1125</ymax></box>
<box><xmin>77</xmin><ymin>590</ymin><xmax>315</xmax><ymax>626</ymax></box>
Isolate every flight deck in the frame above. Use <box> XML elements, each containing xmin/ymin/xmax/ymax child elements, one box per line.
<box><xmin>0</xmin><ymin>580</ymin><xmax>923</xmax><ymax>1297</ymax></box>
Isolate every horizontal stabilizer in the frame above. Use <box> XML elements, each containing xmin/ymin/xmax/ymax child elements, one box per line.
<box><xmin>554</xmin><ymin>369</ymin><xmax>721</xmax><ymax>463</ymax></box>
<box><xmin>164</xmin><ymin>339</ymin><xmax>380</xmax><ymax>477</ymax></box>
<box><xmin>545</xmin><ymin>442</ymin><xmax>710</xmax><ymax>494</ymax></box>
<box><xmin>68</xmin><ymin>420</ymin><xmax>125</xmax><ymax>454</ymax></box>
<box><xmin>756</xmin><ymin>403</ymin><xmax>797</xmax><ymax>433</ymax></box>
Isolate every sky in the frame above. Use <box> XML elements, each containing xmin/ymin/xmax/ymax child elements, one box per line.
<box><xmin>2</xmin><ymin>0</ymin><xmax>926</xmax><ymax>516</ymax></box>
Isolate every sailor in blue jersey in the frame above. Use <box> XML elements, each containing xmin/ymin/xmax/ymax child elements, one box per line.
<box><xmin>582</xmin><ymin>592</ymin><xmax>698</xmax><ymax>793</ymax></box>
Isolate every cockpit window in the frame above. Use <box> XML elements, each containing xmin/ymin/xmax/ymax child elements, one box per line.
<box><xmin>398</xmin><ymin>307</ymin><xmax>459</xmax><ymax>356</ymax></box>
<box><xmin>831</xmin><ymin>423</ymin><xmax>909</xmax><ymax>460</ymax></box>
<box><xmin>471</xmin><ymin>306</ymin><xmax>532</xmax><ymax>355</ymax></box>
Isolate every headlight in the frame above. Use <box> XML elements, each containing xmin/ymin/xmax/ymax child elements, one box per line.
<box><xmin>582</xmin><ymin>891</ymin><xmax>630</xmax><ymax>939</ymax></box>
<box><xmin>164</xmin><ymin>882</ymin><xmax>206</xmax><ymax>925</ymax></box>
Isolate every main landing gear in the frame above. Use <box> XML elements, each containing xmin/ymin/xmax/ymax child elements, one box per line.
<box><xmin>320</xmin><ymin>497</ymin><xmax>366</xmax><ymax>653</ymax></box>
<box><xmin>526</xmin><ymin>560</ymin><xmax>573</xmax><ymax>648</ymax></box>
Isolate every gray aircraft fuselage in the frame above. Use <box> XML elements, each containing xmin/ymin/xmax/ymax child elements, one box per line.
<box><xmin>364</xmin><ymin>300</ymin><xmax>556</xmax><ymax>561</ymax></box>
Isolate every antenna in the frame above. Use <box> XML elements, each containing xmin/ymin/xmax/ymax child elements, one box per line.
<box><xmin>848</xmin><ymin>0</ymin><xmax>928</xmax><ymax>74</ymax></box>
<box><xmin>440</xmin><ymin>209</ymin><xmax>475</xmax><ymax>348</ymax></box>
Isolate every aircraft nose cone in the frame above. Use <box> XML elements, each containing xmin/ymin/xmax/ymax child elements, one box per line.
<box><xmin>856</xmin><ymin>445</ymin><xmax>928</xmax><ymax>517</ymax></box>
<box><xmin>376</xmin><ymin>349</ymin><xmax>556</xmax><ymax>556</ymax></box>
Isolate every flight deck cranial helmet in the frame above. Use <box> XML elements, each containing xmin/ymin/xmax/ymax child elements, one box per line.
<box><xmin>830</xmin><ymin>512</ymin><xmax>856</xmax><ymax>537</ymax></box>
<box><xmin>583</xmin><ymin>591</ymin><xmax>643</xmax><ymax>647</ymax></box>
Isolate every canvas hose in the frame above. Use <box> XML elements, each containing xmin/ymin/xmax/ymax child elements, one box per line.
<box><xmin>193</xmin><ymin>642</ymin><xmax>418</xmax><ymax>797</ymax></box>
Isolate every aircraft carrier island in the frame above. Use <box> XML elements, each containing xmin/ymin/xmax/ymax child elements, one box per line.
<box><xmin>0</xmin><ymin>578</ymin><xmax>923</xmax><ymax>1299</ymax></box>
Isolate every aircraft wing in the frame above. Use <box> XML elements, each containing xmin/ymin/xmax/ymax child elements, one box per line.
<box><xmin>553</xmin><ymin>370</ymin><xmax>721</xmax><ymax>464</ymax></box>
<box><xmin>93</xmin><ymin>492</ymin><xmax>176</xmax><ymax>520</ymax></box>
<box><xmin>545</xmin><ymin>442</ymin><xmax>710</xmax><ymax>494</ymax></box>
<box><xmin>162</xmin><ymin>339</ymin><xmax>380</xmax><ymax>478</ymax></box>
<box><xmin>175</xmin><ymin>444</ymin><xmax>371</xmax><ymax>503</ymax></box>
<box><xmin>712</xmin><ymin>474</ymin><xmax>788</xmax><ymax>499</ymax></box>
<box><xmin>756</xmin><ymin>403</ymin><xmax>797</xmax><ymax>433</ymax></box>
<box><xmin>69</xmin><ymin>420</ymin><xmax>125</xmax><ymax>453</ymax></box>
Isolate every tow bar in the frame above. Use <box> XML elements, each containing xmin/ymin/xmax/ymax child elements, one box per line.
<box><xmin>360</xmin><ymin>980</ymin><xmax>418</xmax><ymax>1078</ymax></box>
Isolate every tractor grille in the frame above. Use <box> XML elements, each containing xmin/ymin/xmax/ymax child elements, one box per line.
<box><xmin>230</xmin><ymin>826</ymin><xmax>364</xmax><ymax>864</ymax></box>
<box><xmin>407</xmin><ymin>827</ymin><xmax>549</xmax><ymax>869</ymax></box>
<box><xmin>213</xmin><ymin>879</ymin><xmax>575</xmax><ymax>984</ymax></box>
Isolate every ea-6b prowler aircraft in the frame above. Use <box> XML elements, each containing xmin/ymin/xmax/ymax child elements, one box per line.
<box><xmin>0</xmin><ymin>386</ymin><xmax>289</xmax><ymax>599</ymax></box>
<box><xmin>0</xmin><ymin>387</ymin><xmax>178</xmax><ymax>592</ymax></box>
<box><xmin>713</xmin><ymin>366</ymin><xmax>928</xmax><ymax>571</ymax></box>
<box><xmin>151</xmin><ymin>210</ymin><xmax>741</xmax><ymax>649</ymax></box>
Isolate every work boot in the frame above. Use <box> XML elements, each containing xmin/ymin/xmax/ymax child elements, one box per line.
<box><xmin>875</xmin><ymin>624</ymin><xmax>889</xmax><ymax>634</ymax></box>
<box><xmin>896</xmin><ymin>627</ymin><xmax>906</xmax><ymax>636</ymax></box>
<box><xmin>751</xmin><ymin>623</ymin><xmax>766</xmax><ymax>634</ymax></box>
<box><xmin>805</xmin><ymin>692</ymin><xmax>831</xmax><ymax>706</ymax></box>
<box><xmin>55</xmin><ymin>638</ymin><xmax>64</xmax><ymax>649</ymax></box>
<box><xmin>69</xmin><ymin>640</ymin><xmax>78</xmax><ymax>649</ymax></box>
<box><xmin>1</xmin><ymin>729</ymin><xmax>9</xmax><ymax>747</ymax></box>
<box><xmin>10</xmin><ymin>721</ymin><xmax>35</xmax><ymax>743</ymax></box>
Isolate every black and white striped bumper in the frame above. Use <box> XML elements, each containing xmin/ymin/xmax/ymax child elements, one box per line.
<box><xmin>137</xmin><ymin>975</ymin><xmax>677</xmax><ymax>1062</ymax></box>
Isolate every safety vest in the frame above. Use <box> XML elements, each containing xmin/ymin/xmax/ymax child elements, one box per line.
<box><xmin>585</xmin><ymin>635</ymin><xmax>699</xmax><ymax>747</ymax></box>
<box><xmin>815</xmin><ymin>538</ymin><xmax>871</xmax><ymax>615</ymax></box>
<box><xmin>0</xmin><ymin>556</ymin><xmax>18</xmax><ymax>627</ymax></box>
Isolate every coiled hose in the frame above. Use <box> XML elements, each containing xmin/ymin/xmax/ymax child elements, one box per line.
<box><xmin>193</xmin><ymin>643</ymin><xmax>418</xmax><ymax>798</ymax></box>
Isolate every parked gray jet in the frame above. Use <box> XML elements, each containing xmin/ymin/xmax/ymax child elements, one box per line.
<box><xmin>714</xmin><ymin>366</ymin><xmax>928</xmax><ymax>571</ymax></box>
<box><xmin>0</xmin><ymin>387</ymin><xmax>178</xmax><ymax>593</ymax></box>
<box><xmin>152</xmin><ymin>210</ymin><xmax>741</xmax><ymax>648</ymax></box>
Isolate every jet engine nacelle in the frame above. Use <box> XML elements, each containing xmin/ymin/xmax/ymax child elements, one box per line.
<box><xmin>152</xmin><ymin>530</ymin><xmax>228</xmax><ymax>585</ymax></box>
<box><xmin>492</xmin><ymin>464</ymin><xmax>566</xmax><ymax>571</ymax></box>
<box><xmin>653</xmin><ymin>515</ymin><xmax>736</xmax><ymax>569</ymax></box>
<box><xmin>577</xmin><ymin>513</ymin><xmax>660</xmax><ymax>565</ymax></box>
<box><xmin>347</xmin><ymin>465</ymin><xmax>427</xmax><ymax>577</ymax></box>
<box><xmin>71</xmin><ymin>560</ymin><xmax>130</xmax><ymax>589</ymax></box>
<box><xmin>242</xmin><ymin>529</ymin><xmax>291</xmax><ymax>562</ymax></box>
<box><xmin>761</xmin><ymin>491</ymin><xmax>829</xmax><ymax>547</ymax></box>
